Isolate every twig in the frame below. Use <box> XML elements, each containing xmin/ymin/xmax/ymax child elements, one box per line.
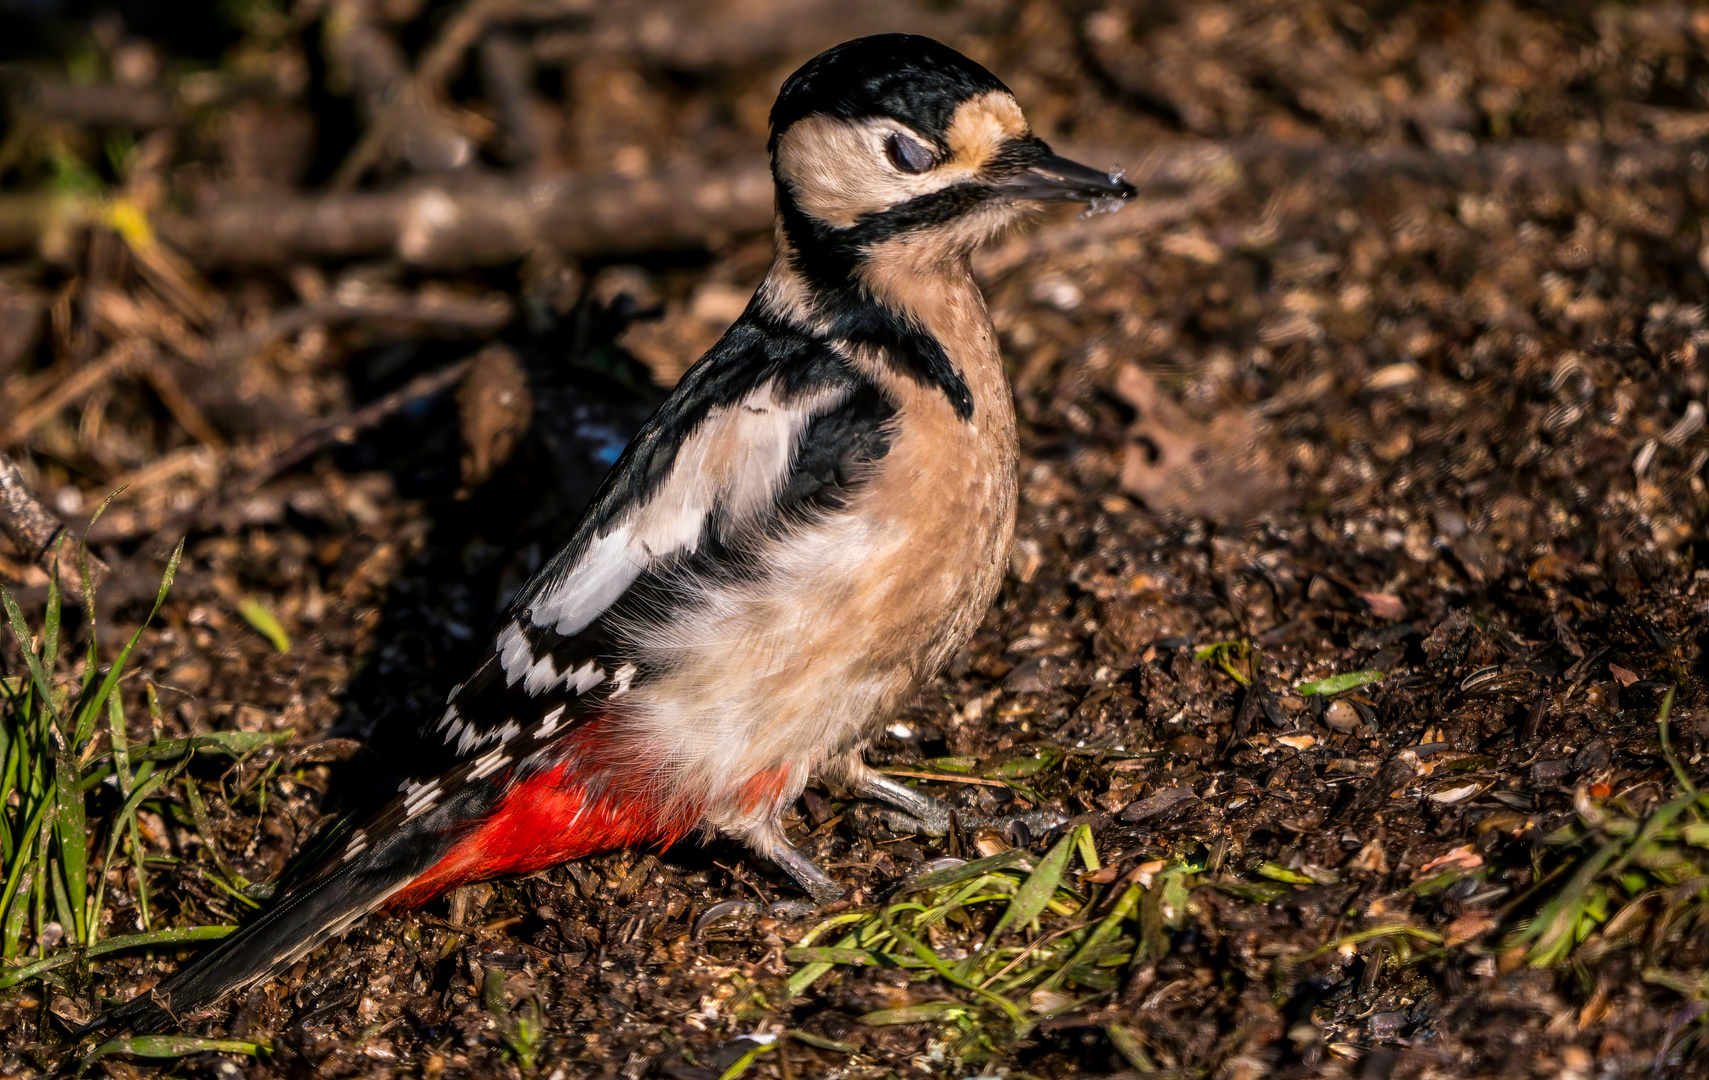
<box><xmin>1</xmin><ymin>339</ymin><xmax>146</xmax><ymax>448</ymax></box>
<box><xmin>136</xmin><ymin>355</ymin><xmax>226</xmax><ymax>450</ymax></box>
<box><xmin>154</xmin><ymin>162</ymin><xmax>775</xmax><ymax>268</ymax></box>
<box><xmin>7</xmin><ymin>76</ymin><xmax>176</xmax><ymax>129</ymax></box>
<box><xmin>877</xmin><ymin>767</ymin><xmax>1011</xmax><ymax>789</ymax></box>
<box><xmin>0</xmin><ymin>449</ymin><xmax>109</xmax><ymax>598</ymax></box>
<box><xmin>325</xmin><ymin>0</ymin><xmax>476</xmax><ymax>190</ymax></box>
<box><xmin>232</xmin><ymin>357</ymin><xmax>476</xmax><ymax>493</ymax></box>
<box><xmin>205</xmin><ymin>287</ymin><xmax>513</xmax><ymax>366</ymax></box>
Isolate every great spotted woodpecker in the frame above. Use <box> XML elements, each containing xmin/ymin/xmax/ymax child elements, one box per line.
<box><xmin>98</xmin><ymin>33</ymin><xmax>1134</xmax><ymax>1030</ymax></box>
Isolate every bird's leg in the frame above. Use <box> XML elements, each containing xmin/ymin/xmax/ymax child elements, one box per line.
<box><xmin>768</xmin><ymin>840</ymin><xmax>846</xmax><ymax>904</ymax></box>
<box><xmin>850</xmin><ymin>769</ymin><xmax>954</xmax><ymax>836</ymax></box>
<box><xmin>741</xmin><ymin>821</ymin><xmax>845</xmax><ymax>916</ymax></box>
<box><xmin>835</xmin><ymin>756</ymin><xmax>1067</xmax><ymax>842</ymax></box>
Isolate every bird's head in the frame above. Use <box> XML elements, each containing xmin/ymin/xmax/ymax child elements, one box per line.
<box><xmin>767</xmin><ymin>34</ymin><xmax>1134</xmax><ymax>280</ymax></box>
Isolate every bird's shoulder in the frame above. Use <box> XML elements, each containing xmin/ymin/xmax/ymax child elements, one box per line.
<box><xmin>418</xmin><ymin>307</ymin><xmax>901</xmax><ymax>764</ymax></box>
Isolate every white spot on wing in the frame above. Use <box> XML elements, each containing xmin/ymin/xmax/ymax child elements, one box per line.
<box><xmin>537</xmin><ymin>704</ymin><xmax>566</xmax><ymax>737</ymax></box>
<box><xmin>469</xmin><ymin>746</ymin><xmax>511</xmax><ymax>780</ymax></box>
<box><xmin>610</xmin><ymin>663</ymin><xmax>639</xmax><ymax>697</ymax></box>
<box><xmin>404</xmin><ymin>781</ymin><xmax>441</xmax><ymax>819</ymax></box>
<box><xmin>522</xmin><ymin>654</ymin><xmax>560</xmax><ymax>695</ymax></box>
<box><xmin>567</xmin><ymin>661</ymin><xmax>606</xmax><ymax>693</ymax></box>
<box><xmin>530</xmin><ymin>527</ymin><xmax>644</xmax><ymax>638</ymax></box>
<box><xmin>343</xmin><ymin>830</ymin><xmax>368</xmax><ymax>861</ymax></box>
<box><xmin>498</xmin><ymin>621</ymin><xmax>534</xmax><ymax>686</ymax></box>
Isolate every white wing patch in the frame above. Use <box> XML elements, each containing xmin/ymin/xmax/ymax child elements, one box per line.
<box><xmin>527</xmin><ymin>380</ymin><xmax>842</xmax><ymax>637</ymax></box>
<box><xmin>496</xmin><ymin>621</ymin><xmax>610</xmax><ymax>699</ymax></box>
<box><xmin>537</xmin><ymin>705</ymin><xmax>566</xmax><ymax>737</ymax></box>
<box><xmin>610</xmin><ymin>663</ymin><xmax>638</xmax><ymax>697</ymax></box>
<box><xmin>342</xmin><ymin>829</ymin><xmax>368</xmax><ymax>862</ymax></box>
<box><xmin>469</xmin><ymin>745</ymin><xmax>512</xmax><ymax>780</ymax></box>
<box><xmin>403</xmin><ymin>780</ymin><xmax>441</xmax><ymax>820</ymax></box>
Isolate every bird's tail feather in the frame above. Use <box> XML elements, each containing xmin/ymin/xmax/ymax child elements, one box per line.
<box><xmin>86</xmin><ymin>856</ymin><xmax>414</xmax><ymax>1034</ymax></box>
<box><xmin>81</xmin><ymin>782</ymin><xmax>496</xmax><ymax>1037</ymax></box>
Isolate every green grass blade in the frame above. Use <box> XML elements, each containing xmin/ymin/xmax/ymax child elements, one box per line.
<box><xmin>0</xmin><ymin>788</ymin><xmax>53</xmax><ymax>958</ymax></box>
<box><xmin>106</xmin><ymin>692</ymin><xmax>131</xmax><ymax>799</ymax></box>
<box><xmin>1</xmin><ymin>585</ymin><xmax>62</xmax><ymax>725</ymax></box>
<box><xmin>959</xmin><ymin>827</ymin><xmax>1077</xmax><ymax>980</ymax></box>
<box><xmin>1297</xmin><ymin>669</ymin><xmax>1384</xmax><ymax>696</ymax></box>
<box><xmin>53</xmin><ymin>748</ymin><xmax>87</xmax><ymax>942</ymax></box>
<box><xmin>787</xmin><ymin>930</ymin><xmax>858</xmax><ymax>997</ymax></box>
<box><xmin>79</xmin><ymin>1035</ymin><xmax>266</xmax><ymax>1076</ymax></box>
<box><xmin>235</xmin><ymin>597</ymin><xmax>292</xmax><ymax>653</ymax></box>
<box><xmin>860</xmin><ymin>1002</ymin><xmax>968</xmax><ymax>1025</ymax></box>
<box><xmin>41</xmin><ymin>544</ymin><xmax>61</xmax><ymax>724</ymax></box>
<box><xmin>1656</xmin><ymin>687</ymin><xmax>1695</xmax><ymax>797</ymax></box>
<box><xmin>1038</xmin><ymin>882</ymin><xmax>1142</xmax><ymax>995</ymax></box>
<box><xmin>905</xmin><ymin>849</ymin><xmax>1032</xmax><ymax>893</ymax></box>
<box><xmin>85</xmin><ymin>922</ymin><xmax>237</xmax><ymax>957</ymax></box>
<box><xmin>70</xmin><ymin>540</ymin><xmax>182</xmax><ymax>747</ymax></box>
<box><xmin>99</xmin><ymin>730</ymin><xmax>292</xmax><ymax>764</ymax></box>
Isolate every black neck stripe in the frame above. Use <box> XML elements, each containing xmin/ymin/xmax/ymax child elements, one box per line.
<box><xmin>776</xmin><ymin>186</ymin><xmax>976</xmax><ymax>420</ymax></box>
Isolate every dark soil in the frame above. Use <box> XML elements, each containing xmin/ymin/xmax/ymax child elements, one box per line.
<box><xmin>5</xmin><ymin>2</ymin><xmax>1709</xmax><ymax>1077</ymax></box>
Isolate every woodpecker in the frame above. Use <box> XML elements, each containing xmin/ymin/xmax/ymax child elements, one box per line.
<box><xmin>96</xmin><ymin>33</ymin><xmax>1134</xmax><ymax>1031</ymax></box>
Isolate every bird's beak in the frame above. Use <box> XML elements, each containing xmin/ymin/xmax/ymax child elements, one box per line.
<box><xmin>1004</xmin><ymin>151</ymin><xmax>1137</xmax><ymax>204</ymax></box>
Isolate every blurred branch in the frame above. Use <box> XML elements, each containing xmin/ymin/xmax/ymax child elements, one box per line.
<box><xmin>3</xmin><ymin>136</ymin><xmax>1703</xmax><ymax>273</ymax></box>
<box><xmin>231</xmin><ymin>356</ymin><xmax>476</xmax><ymax>493</ymax></box>
<box><xmin>1</xmin><ymin>339</ymin><xmax>147</xmax><ymax>449</ymax></box>
<box><xmin>206</xmin><ymin>286</ymin><xmax>514</xmax><ymax>364</ymax></box>
<box><xmin>7</xmin><ymin>76</ymin><xmax>176</xmax><ymax>129</ymax></box>
<box><xmin>325</xmin><ymin>0</ymin><xmax>476</xmax><ymax>189</ymax></box>
<box><xmin>0</xmin><ymin>449</ymin><xmax>108</xmax><ymax>598</ymax></box>
<box><xmin>158</xmin><ymin>162</ymin><xmax>775</xmax><ymax>268</ymax></box>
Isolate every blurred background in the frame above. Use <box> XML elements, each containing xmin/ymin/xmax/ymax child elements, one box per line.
<box><xmin>5</xmin><ymin>2</ymin><xmax>1709</xmax><ymax>1077</ymax></box>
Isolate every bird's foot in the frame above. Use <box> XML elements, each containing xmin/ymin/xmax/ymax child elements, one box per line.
<box><xmin>765</xmin><ymin>836</ymin><xmax>846</xmax><ymax>912</ymax></box>
<box><xmin>851</xmin><ymin>770</ymin><xmax>1067</xmax><ymax>845</ymax></box>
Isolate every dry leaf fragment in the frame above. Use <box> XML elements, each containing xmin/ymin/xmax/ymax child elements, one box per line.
<box><xmin>457</xmin><ymin>343</ymin><xmax>532</xmax><ymax>490</ymax></box>
<box><xmin>1607</xmin><ymin>663</ymin><xmax>1639</xmax><ymax>687</ymax></box>
<box><xmin>1112</xmin><ymin>365</ymin><xmax>1291</xmax><ymax>521</ymax></box>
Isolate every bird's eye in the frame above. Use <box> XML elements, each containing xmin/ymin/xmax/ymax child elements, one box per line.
<box><xmin>884</xmin><ymin>132</ymin><xmax>935</xmax><ymax>174</ymax></box>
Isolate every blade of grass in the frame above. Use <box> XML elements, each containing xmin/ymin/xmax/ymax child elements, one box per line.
<box><xmin>182</xmin><ymin>775</ymin><xmax>249</xmax><ymax>888</ymax></box>
<box><xmin>958</xmin><ymin>827</ymin><xmax>1078</xmax><ymax>980</ymax></box>
<box><xmin>0</xmin><ymin>786</ymin><xmax>53</xmax><ymax>957</ymax></box>
<box><xmin>106</xmin><ymin>692</ymin><xmax>131</xmax><ymax>799</ymax></box>
<box><xmin>1037</xmin><ymin>882</ymin><xmax>1142</xmax><ymax>995</ymax></box>
<box><xmin>79</xmin><ymin>1034</ymin><xmax>266</xmax><ymax>1076</ymax></box>
<box><xmin>0</xmin><ymin>923</ymin><xmax>238</xmax><ymax>989</ymax></box>
<box><xmin>235</xmin><ymin>597</ymin><xmax>292</xmax><ymax>653</ymax></box>
<box><xmin>1656</xmin><ymin>688</ymin><xmax>1695</xmax><ymax>798</ymax></box>
<box><xmin>69</xmin><ymin>541</ymin><xmax>182</xmax><ymax>746</ymax></box>
<box><xmin>1297</xmin><ymin>670</ymin><xmax>1384</xmax><ymax>696</ymax></box>
<box><xmin>1</xmin><ymin>585</ymin><xmax>62</xmax><ymax>725</ymax></box>
<box><xmin>41</xmin><ymin>545</ymin><xmax>62</xmax><ymax>731</ymax></box>
<box><xmin>53</xmin><ymin>740</ymin><xmax>88</xmax><ymax>942</ymax></box>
